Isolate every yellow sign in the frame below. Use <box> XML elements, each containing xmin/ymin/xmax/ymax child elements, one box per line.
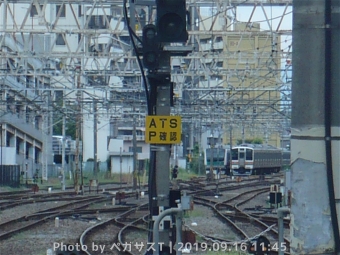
<box><xmin>145</xmin><ymin>116</ymin><xmax>181</xmax><ymax>144</ymax></box>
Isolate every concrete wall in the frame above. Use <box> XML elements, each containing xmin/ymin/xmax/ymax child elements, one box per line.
<box><xmin>0</xmin><ymin>147</ymin><xmax>16</xmax><ymax>165</ymax></box>
<box><xmin>83</xmin><ymin>115</ymin><xmax>111</xmax><ymax>162</ymax></box>
<box><xmin>111</xmin><ymin>154</ymin><xmax>133</xmax><ymax>174</ymax></box>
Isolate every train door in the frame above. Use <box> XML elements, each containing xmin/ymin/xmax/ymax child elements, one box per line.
<box><xmin>246</xmin><ymin>148</ymin><xmax>254</xmax><ymax>174</ymax></box>
<box><xmin>225</xmin><ymin>149</ymin><xmax>231</xmax><ymax>175</ymax></box>
<box><xmin>231</xmin><ymin>148</ymin><xmax>238</xmax><ymax>175</ymax></box>
<box><xmin>239</xmin><ymin>148</ymin><xmax>245</xmax><ymax>169</ymax></box>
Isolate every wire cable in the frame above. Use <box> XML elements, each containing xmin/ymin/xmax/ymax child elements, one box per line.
<box><xmin>324</xmin><ymin>0</ymin><xmax>340</xmax><ymax>252</ymax></box>
<box><xmin>123</xmin><ymin>1</ymin><xmax>157</xmax><ymax>249</ymax></box>
<box><xmin>123</xmin><ymin>0</ymin><xmax>152</xmax><ymax>115</ymax></box>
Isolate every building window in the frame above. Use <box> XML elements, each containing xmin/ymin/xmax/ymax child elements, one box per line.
<box><xmin>55</xmin><ymin>90</ymin><xmax>63</xmax><ymax>101</ymax></box>
<box><xmin>56</xmin><ymin>5</ymin><xmax>66</xmax><ymax>17</ymax></box>
<box><xmin>87</xmin><ymin>75</ymin><xmax>105</xmax><ymax>86</ymax></box>
<box><xmin>88</xmin><ymin>16</ymin><xmax>108</xmax><ymax>29</ymax></box>
<box><xmin>129</xmin><ymin>147</ymin><xmax>142</xmax><ymax>153</ymax></box>
<box><xmin>56</xmin><ymin>34</ymin><xmax>65</xmax><ymax>45</ymax></box>
<box><xmin>30</xmin><ymin>5</ymin><xmax>43</xmax><ymax>17</ymax></box>
<box><xmin>78</xmin><ymin>5</ymin><xmax>82</xmax><ymax>17</ymax></box>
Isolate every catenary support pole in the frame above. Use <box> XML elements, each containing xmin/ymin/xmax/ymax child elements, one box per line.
<box><xmin>75</xmin><ymin>67</ymin><xmax>81</xmax><ymax>193</ymax></box>
<box><xmin>277</xmin><ymin>207</ymin><xmax>290</xmax><ymax>255</ymax></box>
<box><xmin>62</xmin><ymin>100</ymin><xmax>66</xmax><ymax>191</ymax></box>
<box><xmin>93</xmin><ymin>100</ymin><xmax>98</xmax><ymax>176</ymax></box>
<box><xmin>133</xmin><ymin>109</ymin><xmax>137</xmax><ymax>190</ymax></box>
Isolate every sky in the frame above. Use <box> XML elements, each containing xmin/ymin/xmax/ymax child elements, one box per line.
<box><xmin>238</xmin><ymin>6</ymin><xmax>292</xmax><ymax>51</ymax></box>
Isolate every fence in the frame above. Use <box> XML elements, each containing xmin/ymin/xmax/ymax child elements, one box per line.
<box><xmin>48</xmin><ymin>163</ymin><xmax>72</xmax><ymax>178</ymax></box>
<box><xmin>0</xmin><ymin>165</ymin><xmax>21</xmax><ymax>187</ymax></box>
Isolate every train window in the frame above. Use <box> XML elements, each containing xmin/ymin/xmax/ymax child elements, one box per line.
<box><xmin>246</xmin><ymin>149</ymin><xmax>253</xmax><ymax>160</ymax></box>
<box><xmin>217</xmin><ymin>150</ymin><xmax>225</xmax><ymax>161</ymax></box>
<box><xmin>231</xmin><ymin>149</ymin><xmax>238</xmax><ymax>160</ymax></box>
<box><xmin>239</xmin><ymin>152</ymin><xmax>245</xmax><ymax>159</ymax></box>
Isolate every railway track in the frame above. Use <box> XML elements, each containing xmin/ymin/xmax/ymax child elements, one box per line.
<box><xmin>0</xmin><ymin>194</ymin><xmax>90</xmax><ymax>210</ymax></box>
<box><xmin>79</xmin><ymin>203</ymin><xmax>149</xmax><ymax>255</ymax></box>
<box><xmin>0</xmin><ymin>196</ymin><xmax>108</xmax><ymax>241</ymax></box>
<box><xmin>77</xmin><ymin>176</ymin><xmax>287</xmax><ymax>255</ymax></box>
<box><xmin>0</xmin><ymin>183</ymin><xmax>148</xmax><ymax>211</ymax></box>
<box><xmin>0</xmin><ymin>174</ymin><xmax>287</xmax><ymax>254</ymax></box>
<box><xmin>0</xmin><ymin>188</ymin><xmax>144</xmax><ymax>242</ymax></box>
<box><xmin>192</xmin><ymin>186</ymin><xmax>290</xmax><ymax>255</ymax></box>
<box><xmin>178</xmin><ymin>173</ymin><xmax>283</xmax><ymax>190</ymax></box>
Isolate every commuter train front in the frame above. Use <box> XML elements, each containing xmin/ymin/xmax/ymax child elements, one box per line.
<box><xmin>204</xmin><ymin>147</ymin><xmax>230</xmax><ymax>176</ymax></box>
<box><xmin>231</xmin><ymin>144</ymin><xmax>283</xmax><ymax>176</ymax></box>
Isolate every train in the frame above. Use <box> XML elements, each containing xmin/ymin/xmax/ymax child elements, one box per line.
<box><xmin>230</xmin><ymin>144</ymin><xmax>291</xmax><ymax>176</ymax></box>
<box><xmin>204</xmin><ymin>144</ymin><xmax>291</xmax><ymax>178</ymax></box>
<box><xmin>204</xmin><ymin>147</ymin><xmax>231</xmax><ymax>176</ymax></box>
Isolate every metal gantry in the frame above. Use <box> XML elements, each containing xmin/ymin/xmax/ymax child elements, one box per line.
<box><xmin>0</xmin><ymin>0</ymin><xmax>292</xmax><ymax>173</ymax></box>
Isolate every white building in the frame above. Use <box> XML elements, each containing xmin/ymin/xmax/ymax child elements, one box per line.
<box><xmin>108</xmin><ymin>127</ymin><xmax>150</xmax><ymax>174</ymax></box>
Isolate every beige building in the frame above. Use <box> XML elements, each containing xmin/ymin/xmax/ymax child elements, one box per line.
<box><xmin>196</xmin><ymin>21</ymin><xmax>284</xmax><ymax>147</ymax></box>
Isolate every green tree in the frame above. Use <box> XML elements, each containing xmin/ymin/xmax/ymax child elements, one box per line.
<box><xmin>252</xmin><ymin>137</ymin><xmax>263</xmax><ymax>144</ymax></box>
<box><xmin>236</xmin><ymin>138</ymin><xmax>263</xmax><ymax>145</ymax></box>
<box><xmin>51</xmin><ymin>94</ymin><xmax>78</xmax><ymax>139</ymax></box>
<box><xmin>53</xmin><ymin>118</ymin><xmax>77</xmax><ymax>139</ymax></box>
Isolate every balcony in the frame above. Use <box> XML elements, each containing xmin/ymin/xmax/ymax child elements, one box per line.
<box><xmin>118</xmin><ymin>135</ymin><xmax>145</xmax><ymax>142</ymax></box>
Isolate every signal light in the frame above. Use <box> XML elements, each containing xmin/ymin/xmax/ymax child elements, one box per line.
<box><xmin>142</xmin><ymin>24</ymin><xmax>159</xmax><ymax>69</ymax></box>
<box><xmin>156</xmin><ymin>0</ymin><xmax>188</xmax><ymax>43</ymax></box>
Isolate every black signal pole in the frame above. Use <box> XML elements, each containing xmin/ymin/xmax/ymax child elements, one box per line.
<box><xmin>145</xmin><ymin>52</ymin><xmax>172</xmax><ymax>252</ymax></box>
<box><xmin>142</xmin><ymin>1</ymin><xmax>190</xmax><ymax>254</ymax></box>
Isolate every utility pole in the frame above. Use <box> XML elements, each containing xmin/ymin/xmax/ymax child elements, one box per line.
<box><xmin>198</xmin><ymin>117</ymin><xmax>202</xmax><ymax>176</ymax></box>
<box><xmin>209</xmin><ymin>133</ymin><xmax>214</xmax><ymax>181</ymax></box>
<box><xmin>74</xmin><ymin>66</ymin><xmax>81</xmax><ymax>193</ymax></box>
<box><xmin>290</xmin><ymin>1</ymin><xmax>340</xmax><ymax>254</ymax></box>
<box><xmin>93</xmin><ymin>100</ymin><xmax>98</xmax><ymax>176</ymax></box>
<box><xmin>132</xmin><ymin>110</ymin><xmax>138</xmax><ymax>190</ymax></box>
<box><xmin>61</xmin><ymin>99</ymin><xmax>66</xmax><ymax>191</ymax></box>
<box><xmin>42</xmin><ymin>91</ymin><xmax>53</xmax><ymax>182</ymax></box>
<box><xmin>119</xmin><ymin>147</ymin><xmax>122</xmax><ymax>190</ymax></box>
<box><xmin>241</xmin><ymin>120</ymin><xmax>245</xmax><ymax>144</ymax></box>
<box><xmin>188</xmin><ymin>121</ymin><xmax>194</xmax><ymax>170</ymax></box>
<box><xmin>229</xmin><ymin>122</ymin><xmax>233</xmax><ymax>174</ymax></box>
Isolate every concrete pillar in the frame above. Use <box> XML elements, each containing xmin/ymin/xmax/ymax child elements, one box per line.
<box><xmin>290</xmin><ymin>0</ymin><xmax>340</xmax><ymax>254</ymax></box>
